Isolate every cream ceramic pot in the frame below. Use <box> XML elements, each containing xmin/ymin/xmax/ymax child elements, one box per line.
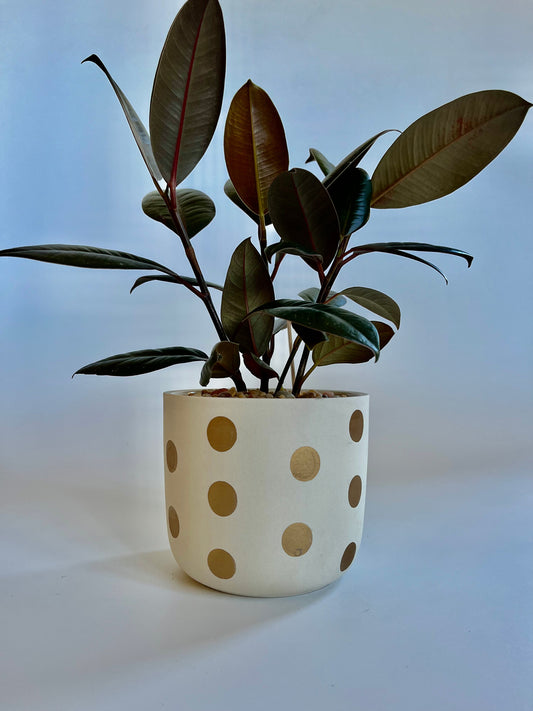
<box><xmin>163</xmin><ymin>390</ymin><xmax>369</xmax><ymax>597</ymax></box>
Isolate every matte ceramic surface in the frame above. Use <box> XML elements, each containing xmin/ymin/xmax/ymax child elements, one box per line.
<box><xmin>163</xmin><ymin>390</ymin><xmax>369</xmax><ymax>597</ymax></box>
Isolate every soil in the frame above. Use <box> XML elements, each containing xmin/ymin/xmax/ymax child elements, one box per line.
<box><xmin>189</xmin><ymin>388</ymin><xmax>347</xmax><ymax>399</ymax></box>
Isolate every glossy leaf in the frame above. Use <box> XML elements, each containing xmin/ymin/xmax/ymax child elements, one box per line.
<box><xmin>200</xmin><ymin>341</ymin><xmax>240</xmax><ymax>386</ymax></box>
<box><xmin>224</xmin><ymin>81</ymin><xmax>289</xmax><ymax>217</ymax></box>
<box><xmin>0</xmin><ymin>244</ymin><xmax>175</xmax><ymax>274</ymax></box>
<box><xmin>149</xmin><ymin>0</ymin><xmax>225</xmax><ymax>188</ymax></box>
<box><xmin>299</xmin><ymin>287</ymin><xmax>347</xmax><ymax>307</ymax></box>
<box><xmin>312</xmin><ymin>322</ymin><xmax>394</xmax><ymax>366</ymax></box>
<box><xmin>326</xmin><ymin>166</ymin><xmax>372</xmax><ymax>236</ymax></box>
<box><xmin>82</xmin><ymin>54</ymin><xmax>162</xmax><ymax>182</ymax></box>
<box><xmin>264</xmin><ymin>241</ymin><xmax>323</xmax><ymax>264</ymax></box>
<box><xmin>142</xmin><ymin>188</ymin><xmax>215</xmax><ymax>237</ymax></box>
<box><xmin>252</xmin><ymin>299</ymin><xmax>380</xmax><ymax>358</ymax></box>
<box><xmin>74</xmin><ymin>346</ymin><xmax>208</xmax><ymax>377</ymax></box>
<box><xmin>371</xmin><ymin>90</ymin><xmax>532</xmax><ymax>208</ymax></box>
<box><xmin>323</xmin><ymin>130</ymin><xmax>397</xmax><ymax>189</ymax></box>
<box><xmin>268</xmin><ymin>168</ymin><xmax>340</xmax><ymax>270</ymax></box>
<box><xmin>223</xmin><ymin>179</ymin><xmax>272</xmax><ymax>225</ymax></box>
<box><xmin>339</xmin><ymin>287</ymin><xmax>401</xmax><ymax>329</ymax></box>
<box><xmin>221</xmin><ymin>238</ymin><xmax>274</xmax><ymax>355</ymax></box>
<box><xmin>305</xmin><ymin>148</ymin><xmax>335</xmax><ymax>176</ymax></box>
<box><xmin>130</xmin><ymin>274</ymin><xmax>222</xmax><ymax>294</ymax></box>
<box><xmin>243</xmin><ymin>352</ymin><xmax>279</xmax><ymax>380</ymax></box>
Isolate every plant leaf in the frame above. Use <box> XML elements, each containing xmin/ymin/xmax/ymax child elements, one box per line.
<box><xmin>243</xmin><ymin>352</ymin><xmax>279</xmax><ymax>380</ymax></box>
<box><xmin>82</xmin><ymin>54</ymin><xmax>162</xmax><ymax>182</ymax></box>
<box><xmin>130</xmin><ymin>274</ymin><xmax>222</xmax><ymax>294</ymax></box>
<box><xmin>371</xmin><ymin>90</ymin><xmax>532</xmax><ymax>208</ymax></box>
<box><xmin>0</xmin><ymin>244</ymin><xmax>175</xmax><ymax>275</ymax></box>
<box><xmin>142</xmin><ymin>188</ymin><xmax>215</xmax><ymax>237</ymax></box>
<box><xmin>200</xmin><ymin>341</ymin><xmax>240</xmax><ymax>386</ymax></box>
<box><xmin>224</xmin><ymin>80</ymin><xmax>289</xmax><ymax>217</ymax></box>
<box><xmin>264</xmin><ymin>241</ymin><xmax>323</xmax><ymax>264</ymax></box>
<box><xmin>149</xmin><ymin>0</ymin><xmax>226</xmax><ymax>188</ymax></box>
<box><xmin>74</xmin><ymin>346</ymin><xmax>208</xmax><ymax>377</ymax></box>
<box><xmin>323</xmin><ymin>130</ymin><xmax>398</xmax><ymax>189</ymax></box>
<box><xmin>223</xmin><ymin>179</ymin><xmax>272</xmax><ymax>225</ymax></box>
<box><xmin>299</xmin><ymin>287</ymin><xmax>347</xmax><ymax>307</ymax></box>
<box><xmin>339</xmin><ymin>287</ymin><xmax>401</xmax><ymax>329</ymax></box>
<box><xmin>326</xmin><ymin>166</ymin><xmax>372</xmax><ymax>236</ymax></box>
<box><xmin>252</xmin><ymin>299</ymin><xmax>380</xmax><ymax>358</ymax></box>
<box><xmin>305</xmin><ymin>148</ymin><xmax>335</xmax><ymax>176</ymax></box>
<box><xmin>221</xmin><ymin>238</ymin><xmax>274</xmax><ymax>355</ymax></box>
<box><xmin>268</xmin><ymin>168</ymin><xmax>340</xmax><ymax>270</ymax></box>
<box><xmin>312</xmin><ymin>322</ymin><xmax>394</xmax><ymax>366</ymax></box>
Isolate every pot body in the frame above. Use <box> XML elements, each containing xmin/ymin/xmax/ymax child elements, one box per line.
<box><xmin>163</xmin><ymin>390</ymin><xmax>369</xmax><ymax>597</ymax></box>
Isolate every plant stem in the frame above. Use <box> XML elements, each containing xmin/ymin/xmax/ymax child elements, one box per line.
<box><xmin>274</xmin><ymin>336</ymin><xmax>302</xmax><ymax>395</ymax></box>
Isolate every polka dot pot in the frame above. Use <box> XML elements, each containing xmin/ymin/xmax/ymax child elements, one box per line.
<box><xmin>164</xmin><ymin>390</ymin><xmax>369</xmax><ymax>597</ymax></box>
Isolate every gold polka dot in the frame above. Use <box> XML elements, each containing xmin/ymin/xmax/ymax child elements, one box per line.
<box><xmin>282</xmin><ymin>523</ymin><xmax>313</xmax><ymax>557</ymax></box>
<box><xmin>207</xmin><ymin>416</ymin><xmax>237</xmax><ymax>452</ymax></box>
<box><xmin>168</xmin><ymin>506</ymin><xmax>180</xmax><ymax>538</ymax></box>
<box><xmin>348</xmin><ymin>475</ymin><xmax>363</xmax><ymax>508</ymax></box>
<box><xmin>207</xmin><ymin>549</ymin><xmax>236</xmax><ymax>579</ymax></box>
<box><xmin>290</xmin><ymin>446</ymin><xmax>320</xmax><ymax>481</ymax></box>
<box><xmin>208</xmin><ymin>481</ymin><xmax>237</xmax><ymax>516</ymax></box>
<box><xmin>166</xmin><ymin>440</ymin><xmax>178</xmax><ymax>472</ymax></box>
<box><xmin>340</xmin><ymin>542</ymin><xmax>356</xmax><ymax>571</ymax></box>
<box><xmin>349</xmin><ymin>410</ymin><xmax>364</xmax><ymax>442</ymax></box>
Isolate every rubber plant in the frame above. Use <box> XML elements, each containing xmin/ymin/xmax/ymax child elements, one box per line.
<box><xmin>1</xmin><ymin>0</ymin><xmax>530</xmax><ymax>397</ymax></box>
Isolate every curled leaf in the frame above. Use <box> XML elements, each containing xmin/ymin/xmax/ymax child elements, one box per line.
<box><xmin>200</xmin><ymin>341</ymin><xmax>241</xmax><ymax>386</ymax></box>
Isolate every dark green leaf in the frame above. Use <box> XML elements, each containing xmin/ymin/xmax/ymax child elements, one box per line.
<box><xmin>224</xmin><ymin>179</ymin><xmax>272</xmax><ymax>225</ymax></box>
<box><xmin>224</xmin><ymin>80</ymin><xmax>289</xmax><ymax>217</ymax></box>
<box><xmin>142</xmin><ymin>189</ymin><xmax>216</xmax><ymax>237</ymax></box>
<box><xmin>327</xmin><ymin>166</ymin><xmax>372</xmax><ymax>236</ymax></box>
<box><xmin>371</xmin><ymin>90</ymin><xmax>531</xmax><ymax>208</ymax></box>
<box><xmin>130</xmin><ymin>274</ymin><xmax>222</xmax><ymax>294</ymax></box>
<box><xmin>74</xmin><ymin>346</ymin><xmax>208</xmax><ymax>377</ymax></box>
<box><xmin>323</xmin><ymin>130</ymin><xmax>398</xmax><ymax>189</ymax></box>
<box><xmin>305</xmin><ymin>148</ymin><xmax>335</xmax><ymax>176</ymax></box>
<box><xmin>0</xmin><ymin>244</ymin><xmax>175</xmax><ymax>274</ymax></box>
<box><xmin>339</xmin><ymin>287</ymin><xmax>401</xmax><ymax>329</ymax></box>
<box><xmin>200</xmin><ymin>341</ymin><xmax>241</xmax><ymax>386</ymax></box>
<box><xmin>299</xmin><ymin>287</ymin><xmax>347</xmax><ymax>307</ymax></box>
<box><xmin>312</xmin><ymin>322</ymin><xmax>394</xmax><ymax>366</ymax></box>
<box><xmin>264</xmin><ymin>241</ymin><xmax>323</xmax><ymax>264</ymax></box>
<box><xmin>221</xmin><ymin>238</ymin><xmax>274</xmax><ymax>355</ymax></box>
<box><xmin>82</xmin><ymin>54</ymin><xmax>162</xmax><ymax>182</ymax></box>
<box><xmin>252</xmin><ymin>299</ymin><xmax>380</xmax><ymax>358</ymax></box>
<box><xmin>149</xmin><ymin>0</ymin><xmax>226</xmax><ymax>187</ymax></box>
<box><xmin>268</xmin><ymin>168</ymin><xmax>340</xmax><ymax>270</ymax></box>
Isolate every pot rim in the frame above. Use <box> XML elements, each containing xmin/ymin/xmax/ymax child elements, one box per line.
<box><xmin>164</xmin><ymin>388</ymin><xmax>368</xmax><ymax>399</ymax></box>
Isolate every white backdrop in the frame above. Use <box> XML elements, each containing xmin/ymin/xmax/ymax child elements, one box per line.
<box><xmin>1</xmin><ymin>2</ymin><xmax>532</xmax><ymax>708</ymax></box>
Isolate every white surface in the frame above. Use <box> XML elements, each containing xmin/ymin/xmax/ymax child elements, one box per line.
<box><xmin>1</xmin><ymin>426</ymin><xmax>531</xmax><ymax>711</ymax></box>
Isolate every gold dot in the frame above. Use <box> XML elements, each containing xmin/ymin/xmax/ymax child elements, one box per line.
<box><xmin>290</xmin><ymin>446</ymin><xmax>320</xmax><ymax>481</ymax></box>
<box><xmin>349</xmin><ymin>410</ymin><xmax>364</xmax><ymax>442</ymax></box>
<box><xmin>207</xmin><ymin>549</ymin><xmax>236</xmax><ymax>579</ymax></box>
<box><xmin>282</xmin><ymin>523</ymin><xmax>313</xmax><ymax>557</ymax></box>
<box><xmin>166</xmin><ymin>440</ymin><xmax>178</xmax><ymax>472</ymax></box>
<box><xmin>340</xmin><ymin>542</ymin><xmax>356</xmax><ymax>571</ymax></box>
<box><xmin>207</xmin><ymin>416</ymin><xmax>237</xmax><ymax>452</ymax></box>
<box><xmin>208</xmin><ymin>481</ymin><xmax>237</xmax><ymax>516</ymax></box>
<box><xmin>168</xmin><ymin>506</ymin><xmax>180</xmax><ymax>538</ymax></box>
<box><xmin>348</xmin><ymin>475</ymin><xmax>363</xmax><ymax>508</ymax></box>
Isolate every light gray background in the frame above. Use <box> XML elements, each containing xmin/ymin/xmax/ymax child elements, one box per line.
<box><xmin>1</xmin><ymin>1</ymin><xmax>532</xmax><ymax>709</ymax></box>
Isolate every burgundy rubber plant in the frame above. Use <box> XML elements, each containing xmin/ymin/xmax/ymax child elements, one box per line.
<box><xmin>1</xmin><ymin>0</ymin><xmax>530</xmax><ymax>396</ymax></box>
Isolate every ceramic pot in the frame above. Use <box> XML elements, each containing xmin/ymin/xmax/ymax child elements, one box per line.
<box><xmin>163</xmin><ymin>390</ymin><xmax>369</xmax><ymax>597</ymax></box>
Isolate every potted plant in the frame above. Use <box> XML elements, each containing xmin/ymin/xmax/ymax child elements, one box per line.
<box><xmin>1</xmin><ymin>0</ymin><xmax>530</xmax><ymax>596</ymax></box>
